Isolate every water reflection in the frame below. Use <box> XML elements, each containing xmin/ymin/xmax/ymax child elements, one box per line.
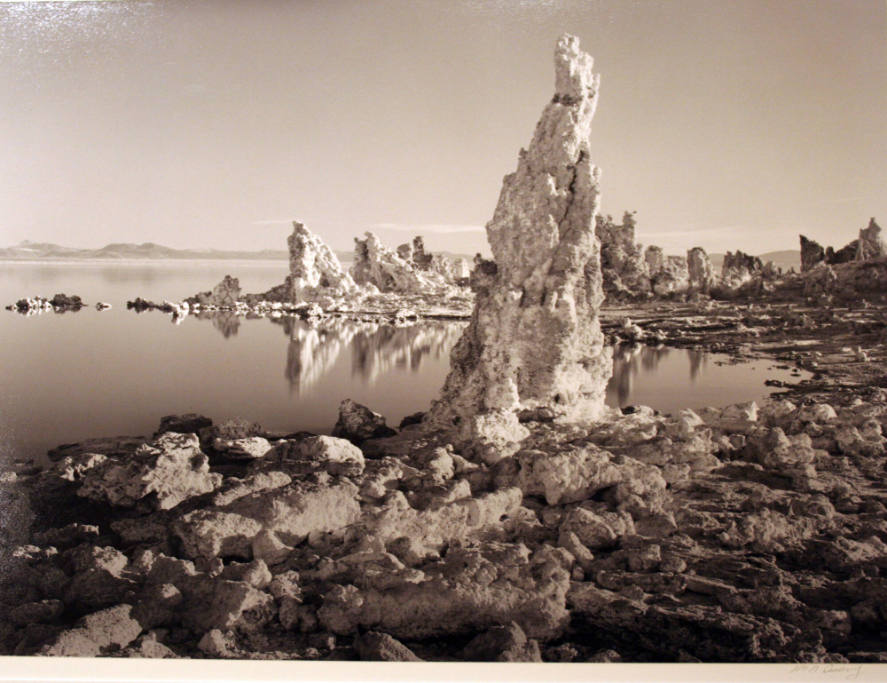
<box><xmin>183</xmin><ymin>313</ymin><xmax>796</xmax><ymax>412</ymax></box>
<box><xmin>281</xmin><ymin>317</ymin><xmax>360</xmax><ymax>394</ymax></box>
<box><xmin>275</xmin><ymin>317</ymin><xmax>465</xmax><ymax>394</ymax></box>
<box><xmin>350</xmin><ymin>323</ymin><xmax>464</xmax><ymax>383</ymax></box>
<box><xmin>689</xmin><ymin>349</ymin><xmax>706</xmax><ymax>381</ymax></box>
<box><xmin>608</xmin><ymin>343</ymin><xmax>709</xmax><ymax>408</ymax></box>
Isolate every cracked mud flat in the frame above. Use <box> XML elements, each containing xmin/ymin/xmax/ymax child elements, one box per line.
<box><xmin>1</xmin><ymin>299</ymin><xmax>885</xmax><ymax>663</ymax></box>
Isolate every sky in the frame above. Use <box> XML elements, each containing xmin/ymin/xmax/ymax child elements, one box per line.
<box><xmin>0</xmin><ymin>0</ymin><xmax>885</xmax><ymax>256</ymax></box>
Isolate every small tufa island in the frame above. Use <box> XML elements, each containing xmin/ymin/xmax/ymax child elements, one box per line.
<box><xmin>3</xmin><ymin>35</ymin><xmax>887</xmax><ymax>664</ymax></box>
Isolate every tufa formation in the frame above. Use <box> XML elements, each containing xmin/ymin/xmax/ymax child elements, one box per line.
<box><xmin>429</xmin><ymin>34</ymin><xmax>612</xmax><ymax>460</ymax></box>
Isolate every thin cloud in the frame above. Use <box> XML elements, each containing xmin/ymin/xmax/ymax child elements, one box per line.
<box><xmin>369</xmin><ymin>223</ymin><xmax>485</xmax><ymax>234</ymax></box>
<box><xmin>816</xmin><ymin>196</ymin><xmax>864</xmax><ymax>206</ymax></box>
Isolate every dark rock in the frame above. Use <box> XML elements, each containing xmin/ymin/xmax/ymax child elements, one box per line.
<box><xmin>461</xmin><ymin>622</ymin><xmax>542</xmax><ymax>662</ymax></box>
<box><xmin>40</xmin><ymin>604</ymin><xmax>142</xmax><ymax>656</ymax></box>
<box><xmin>398</xmin><ymin>412</ymin><xmax>425</xmax><ymax>428</ymax></box>
<box><xmin>354</xmin><ymin>631</ymin><xmax>423</xmax><ymax>661</ymax></box>
<box><xmin>331</xmin><ymin>399</ymin><xmax>396</xmax><ymax>444</ymax></box>
<box><xmin>154</xmin><ymin>414</ymin><xmax>213</xmax><ymax>439</ymax></box>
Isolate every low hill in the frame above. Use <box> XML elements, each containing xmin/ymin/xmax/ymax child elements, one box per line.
<box><xmin>0</xmin><ymin>240</ymin><xmax>293</xmax><ymax>261</ymax></box>
<box><xmin>0</xmin><ymin>240</ymin><xmax>474</xmax><ymax>265</ymax></box>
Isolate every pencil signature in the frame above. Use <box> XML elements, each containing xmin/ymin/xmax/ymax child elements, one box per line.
<box><xmin>788</xmin><ymin>664</ymin><xmax>863</xmax><ymax>680</ymax></box>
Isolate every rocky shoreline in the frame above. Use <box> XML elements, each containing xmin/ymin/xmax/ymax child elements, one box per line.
<box><xmin>2</xmin><ymin>34</ymin><xmax>886</xmax><ymax>664</ymax></box>
<box><xmin>2</xmin><ymin>305</ymin><xmax>885</xmax><ymax>661</ymax></box>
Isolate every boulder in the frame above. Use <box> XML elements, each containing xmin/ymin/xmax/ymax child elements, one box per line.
<box><xmin>354</xmin><ymin>631</ymin><xmax>423</xmax><ymax>662</ymax></box>
<box><xmin>317</xmin><ymin>542</ymin><xmax>570</xmax><ymax>640</ymax></box>
<box><xmin>154</xmin><ymin>413</ymin><xmax>213</xmax><ymax>439</ymax></box>
<box><xmin>331</xmin><ymin>399</ymin><xmax>396</xmax><ymax>444</ymax></box>
<box><xmin>77</xmin><ymin>432</ymin><xmax>222</xmax><ymax>510</ymax></box>
<box><xmin>461</xmin><ymin>622</ymin><xmax>542</xmax><ymax>662</ymax></box>
<box><xmin>210</xmin><ymin>275</ymin><xmax>241</xmax><ymax>308</ymax></box>
<box><xmin>40</xmin><ymin>604</ymin><xmax>142</xmax><ymax>656</ymax></box>
<box><xmin>174</xmin><ymin>478</ymin><xmax>361</xmax><ymax>559</ymax></box>
<box><xmin>212</xmin><ymin>436</ymin><xmax>273</xmax><ymax>460</ymax></box>
<box><xmin>651</xmin><ymin>255</ymin><xmax>689</xmax><ymax>297</ymax></box>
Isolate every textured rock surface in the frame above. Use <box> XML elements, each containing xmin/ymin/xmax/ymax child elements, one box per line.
<box><xmin>173</xmin><ymin>477</ymin><xmax>361</xmax><ymax>559</ymax></box>
<box><xmin>856</xmin><ymin>217</ymin><xmax>885</xmax><ymax>261</ymax></box>
<box><xmin>210</xmin><ymin>275</ymin><xmax>241</xmax><ymax>307</ymax></box>
<box><xmin>800</xmin><ymin>235</ymin><xmax>826</xmax><ymax>272</ymax></box>
<box><xmin>286</xmin><ymin>221</ymin><xmax>357</xmax><ymax>303</ymax></box>
<box><xmin>41</xmin><ymin>605</ymin><xmax>142</xmax><ymax>656</ymax></box>
<box><xmin>596</xmin><ymin>212</ymin><xmax>651</xmax><ymax>300</ymax></box>
<box><xmin>355</xmin><ymin>631</ymin><xmax>423</xmax><ymax>661</ymax></box>
<box><xmin>428</xmin><ymin>34</ymin><xmax>612</xmax><ymax>455</ymax></box>
<box><xmin>687</xmin><ymin>247</ymin><xmax>714</xmax><ymax>294</ymax></box>
<box><xmin>331</xmin><ymin>399</ymin><xmax>397</xmax><ymax>444</ymax></box>
<box><xmin>77</xmin><ymin>432</ymin><xmax>222</xmax><ymax>510</ymax></box>
<box><xmin>316</xmin><ymin>542</ymin><xmax>571</xmax><ymax>640</ymax></box>
<box><xmin>720</xmin><ymin>251</ymin><xmax>763</xmax><ymax>286</ymax></box>
<box><xmin>651</xmin><ymin>255</ymin><xmax>689</xmax><ymax>297</ymax></box>
<box><xmin>351</xmin><ymin>232</ymin><xmax>451</xmax><ymax>294</ymax></box>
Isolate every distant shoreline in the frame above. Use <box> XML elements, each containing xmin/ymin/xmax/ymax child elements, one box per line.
<box><xmin>0</xmin><ymin>257</ymin><xmax>294</xmax><ymax>266</ymax></box>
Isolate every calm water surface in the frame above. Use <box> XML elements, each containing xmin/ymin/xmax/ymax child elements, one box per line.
<box><xmin>1</xmin><ymin>262</ymin><xmax>805</xmax><ymax>465</ymax></box>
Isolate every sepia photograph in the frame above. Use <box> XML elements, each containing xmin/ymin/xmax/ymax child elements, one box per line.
<box><xmin>1</xmin><ymin>0</ymin><xmax>886</xmax><ymax>679</ymax></box>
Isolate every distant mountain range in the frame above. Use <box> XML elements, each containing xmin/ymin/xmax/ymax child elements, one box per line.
<box><xmin>1</xmin><ymin>239</ymin><xmax>800</xmax><ymax>271</ymax></box>
<box><xmin>0</xmin><ymin>240</ymin><xmax>318</xmax><ymax>261</ymax></box>
<box><xmin>0</xmin><ymin>240</ymin><xmax>484</xmax><ymax>264</ymax></box>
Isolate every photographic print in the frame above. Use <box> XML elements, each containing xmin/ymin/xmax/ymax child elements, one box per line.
<box><xmin>1</xmin><ymin>0</ymin><xmax>886</xmax><ymax>677</ymax></box>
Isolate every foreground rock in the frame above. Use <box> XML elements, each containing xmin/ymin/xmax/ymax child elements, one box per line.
<box><xmin>76</xmin><ymin>432</ymin><xmax>222</xmax><ymax>510</ymax></box>
<box><xmin>6</xmin><ymin>379</ymin><xmax>887</xmax><ymax>662</ymax></box>
<box><xmin>428</xmin><ymin>34</ymin><xmax>612</xmax><ymax>459</ymax></box>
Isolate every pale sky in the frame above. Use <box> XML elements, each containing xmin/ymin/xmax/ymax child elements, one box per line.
<box><xmin>1</xmin><ymin>0</ymin><xmax>885</xmax><ymax>256</ymax></box>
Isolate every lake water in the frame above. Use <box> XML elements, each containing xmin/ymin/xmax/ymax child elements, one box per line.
<box><xmin>1</xmin><ymin>261</ymin><xmax>805</xmax><ymax>465</ymax></box>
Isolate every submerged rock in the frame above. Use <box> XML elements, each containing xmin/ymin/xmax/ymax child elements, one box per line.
<box><xmin>428</xmin><ymin>34</ymin><xmax>612</xmax><ymax>458</ymax></box>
